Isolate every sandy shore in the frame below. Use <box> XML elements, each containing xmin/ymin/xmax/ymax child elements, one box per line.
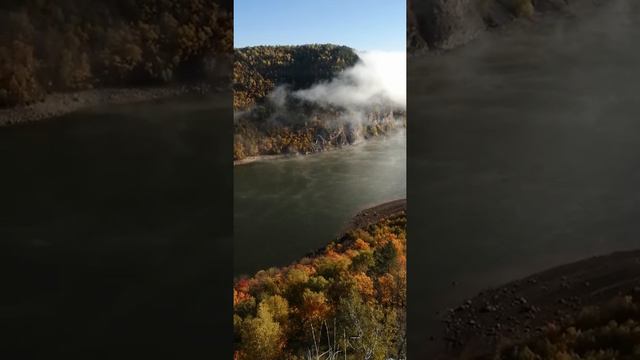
<box><xmin>0</xmin><ymin>83</ymin><xmax>219</xmax><ymax>127</ymax></box>
<box><xmin>432</xmin><ymin>250</ymin><xmax>640</xmax><ymax>358</ymax></box>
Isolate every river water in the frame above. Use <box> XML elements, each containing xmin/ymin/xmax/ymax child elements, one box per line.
<box><xmin>234</xmin><ymin>129</ymin><xmax>406</xmax><ymax>276</ymax></box>
<box><xmin>408</xmin><ymin>1</ymin><xmax>640</xmax><ymax>356</ymax></box>
<box><xmin>0</xmin><ymin>94</ymin><xmax>233</xmax><ymax>357</ymax></box>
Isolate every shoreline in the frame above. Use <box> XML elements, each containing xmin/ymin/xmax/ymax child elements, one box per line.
<box><xmin>233</xmin><ymin>153</ymin><xmax>293</xmax><ymax>166</ymax></box>
<box><xmin>233</xmin><ymin>128</ymin><xmax>405</xmax><ymax>166</ymax></box>
<box><xmin>0</xmin><ymin>83</ymin><xmax>222</xmax><ymax>127</ymax></box>
<box><xmin>432</xmin><ymin>249</ymin><xmax>640</xmax><ymax>358</ymax></box>
<box><xmin>341</xmin><ymin>198</ymin><xmax>407</xmax><ymax>235</ymax></box>
<box><xmin>303</xmin><ymin>198</ymin><xmax>407</xmax><ymax>260</ymax></box>
<box><xmin>235</xmin><ymin>199</ymin><xmax>407</xmax><ymax>280</ymax></box>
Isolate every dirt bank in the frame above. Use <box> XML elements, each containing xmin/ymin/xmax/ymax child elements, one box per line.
<box><xmin>342</xmin><ymin>199</ymin><xmax>407</xmax><ymax>234</ymax></box>
<box><xmin>432</xmin><ymin>250</ymin><xmax>640</xmax><ymax>359</ymax></box>
<box><xmin>0</xmin><ymin>83</ymin><xmax>221</xmax><ymax>127</ymax></box>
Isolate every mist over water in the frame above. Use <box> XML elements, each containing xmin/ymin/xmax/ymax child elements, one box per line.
<box><xmin>409</xmin><ymin>0</ymin><xmax>640</xmax><ymax>355</ymax></box>
<box><xmin>234</xmin><ymin>129</ymin><xmax>406</xmax><ymax>276</ymax></box>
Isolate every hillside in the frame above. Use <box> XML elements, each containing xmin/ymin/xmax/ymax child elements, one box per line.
<box><xmin>233</xmin><ymin>44</ymin><xmax>404</xmax><ymax>162</ymax></box>
<box><xmin>0</xmin><ymin>0</ymin><xmax>232</xmax><ymax>108</ymax></box>
<box><xmin>233</xmin><ymin>209</ymin><xmax>406</xmax><ymax>360</ymax></box>
<box><xmin>408</xmin><ymin>0</ymin><xmax>600</xmax><ymax>52</ymax></box>
<box><xmin>233</xmin><ymin>44</ymin><xmax>359</xmax><ymax>111</ymax></box>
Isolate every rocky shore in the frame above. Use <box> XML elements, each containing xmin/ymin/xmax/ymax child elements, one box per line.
<box><xmin>0</xmin><ymin>83</ymin><xmax>221</xmax><ymax>127</ymax></box>
<box><xmin>433</xmin><ymin>250</ymin><xmax>640</xmax><ymax>359</ymax></box>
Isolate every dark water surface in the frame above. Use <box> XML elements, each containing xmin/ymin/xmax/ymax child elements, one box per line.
<box><xmin>409</xmin><ymin>1</ymin><xmax>640</xmax><ymax>356</ymax></box>
<box><xmin>1</xmin><ymin>94</ymin><xmax>232</xmax><ymax>358</ymax></box>
<box><xmin>234</xmin><ymin>129</ymin><xmax>406</xmax><ymax>276</ymax></box>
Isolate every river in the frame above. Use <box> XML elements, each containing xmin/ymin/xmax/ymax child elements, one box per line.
<box><xmin>408</xmin><ymin>1</ymin><xmax>640</xmax><ymax>356</ymax></box>
<box><xmin>0</xmin><ymin>94</ymin><xmax>233</xmax><ymax>356</ymax></box>
<box><xmin>234</xmin><ymin>128</ymin><xmax>406</xmax><ymax>276</ymax></box>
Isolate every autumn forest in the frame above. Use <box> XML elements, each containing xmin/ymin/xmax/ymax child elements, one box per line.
<box><xmin>234</xmin><ymin>214</ymin><xmax>407</xmax><ymax>360</ymax></box>
<box><xmin>0</xmin><ymin>0</ymin><xmax>232</xmax><ymax>107</ymax></box>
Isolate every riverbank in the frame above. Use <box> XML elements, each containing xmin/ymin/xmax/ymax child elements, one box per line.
<box><xmin>433</xmin><ymin>250</ymin><xmax>640</xmax><ymax>359</ymax></box>
<box><xmin>298</xmin><ymin>199</ymin><xmax>407</xmax><ymax>261</ymax></box>
<box><xmin>342</xmin><ymin>198</ymin><xmax>407</xmax><ymax>234</ymax></box>
<box><xmin>234</xmin><ymin>126</ymin><xmax>405</xmax><ymax>166</ymax></box>
<box><xmin>232</xmin><ymin>141</ymin><xmax>366</xmax><ymax>166</ymax></box>
<box><xmin>233</xmin><ymin>154</ymin><xmax>293</xmax><ymax>166</ymax></box>
<box><xmin>0</xmin><ymin>83</ymin><xmax>223</xmax><ymax>127</ymax></box>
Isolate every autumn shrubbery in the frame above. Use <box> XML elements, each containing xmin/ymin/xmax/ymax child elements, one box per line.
<box><xmin>499</xmin><ymin>295</ymin><xmax>640</xmax><ymax>360</ymax></box>
<box><xmin>0</xmin><ymin>0</ymin><xmax>232</xmax><ymax>107</ymax></box>
<box><xmin>233</xmin><ymin>214</ymin><xmax>407</xmax><ymax>360</ymax></box>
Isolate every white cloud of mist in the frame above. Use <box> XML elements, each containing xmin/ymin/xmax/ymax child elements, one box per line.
<box><xmin>293</xmin><ymin>50</ymin><xmax>406</xmax><ymax>110</ymax></box>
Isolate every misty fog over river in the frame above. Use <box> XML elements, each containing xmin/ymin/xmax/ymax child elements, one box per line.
<box><xmin>234</xmin><ymin>129</ymin><xmax>406</xmax><ymax>276</ymax></box>
<box><xmin>408</xmin><ymin>0</ymin><xmax>640</xmax><ymax>355</ymax></box>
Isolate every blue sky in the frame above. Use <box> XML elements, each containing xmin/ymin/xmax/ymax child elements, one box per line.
<box><xmin>234</xmin><ymin>0</ymin><xmax>406</xmax><ymax>52</ymax></box>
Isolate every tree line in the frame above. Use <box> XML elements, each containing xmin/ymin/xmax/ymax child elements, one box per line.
<box><xmin>0</xmin><ymin>0</ymin><xmax>232</xmax><ymax>107</ymax></box>
<box><xmin>233</xmin><ymin>44</ymin><xmax>359</xmax><ymax>110</ymax></box>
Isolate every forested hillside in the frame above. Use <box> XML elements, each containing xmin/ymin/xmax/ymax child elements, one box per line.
<box><xmin>233</xmin><ymin>44</ymin><xmax>359</xmax><ymax>110</ymax></box>
<box><xmin>233</xmin><ymin>44</ymin><xmax>404</xmax><ymax>162</ymax></box>
<box><xmin>408</xmin><ymin>0</ymin><xmax>585</xmax><ymax>52</ymax></box>
<box><xmin>0</xmin><ymin>0</ymin><xmax>232</xmax><ymax>108</ymax></box>
<box><xmin>234</xmin><ymin>213</ymin><xmax>407</xmax><ymax>360</ymax></box>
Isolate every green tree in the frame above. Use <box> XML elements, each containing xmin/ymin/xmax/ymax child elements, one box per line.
<box><xmin>239</xmin><ymin>305</ymin><xmax>284</xmax><ymax>360</ymax></box>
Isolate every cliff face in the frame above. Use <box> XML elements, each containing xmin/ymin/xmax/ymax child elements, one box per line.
<box><xmin>408</xmin><ymin>0</ymin><xmax>592</xmax><ymax>52</ymax></box>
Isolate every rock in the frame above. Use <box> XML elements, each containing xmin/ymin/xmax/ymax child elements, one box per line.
<box><xmin>518</xmin><ymin>297</ymin><xmax>528</xmax><ymax>305</ymax></box>
<box><xmin>480</xmin><ymin>303</ymin><xmax>498</xmax><ymax>313</ymax></box>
